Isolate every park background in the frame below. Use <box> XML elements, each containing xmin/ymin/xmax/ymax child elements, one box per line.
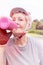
<box><xmin>0</xmin><ymin>0</ymin><xmax>43</xmax><ymax>37</ymax></box>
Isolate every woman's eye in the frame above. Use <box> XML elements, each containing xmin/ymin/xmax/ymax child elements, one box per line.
<box><xmin>19</xmin><ymin>19</ymin><xmax>23</xmax><ymax>21</ymax></box>
<box><xmin>13</xmin><ymin>19</ymin><xmax>15</xmax><ymax>21</ymax></box>
<box><xmin>13</xmin><ymin>18</ymin><xmax>16</xmax><ymax>21</ymax></box>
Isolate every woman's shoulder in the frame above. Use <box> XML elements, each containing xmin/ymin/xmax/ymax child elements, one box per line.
<box><xmin>32</xmin><ymin>36</ymin><xmax>43</xmax><ymax>48</ymax></box>
<box><xmin>27</xmin><ymin>33</ymin><xmax>43</xmax><ymax>47</ymax></box>
<box><xmin>28</xmin><ymin>35</ymin><xmax>43</xmax><ymax>50</ymax></box>
<box><xmin>28</xmin><ymin>35</ymin><xmax>43</xmax><ymax>64</ymax></box>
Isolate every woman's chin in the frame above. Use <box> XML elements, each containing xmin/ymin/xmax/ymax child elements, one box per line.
<box><xmin>13</xmin><ymin>32</ymin><xmax>26</xmax><ymax>39</ymax></box>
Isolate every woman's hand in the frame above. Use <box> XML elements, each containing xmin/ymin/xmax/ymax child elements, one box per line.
<box><xmin>0</xmin><ymin>28</ymin><xmax>12</xmax><ymax>45</ymax></box>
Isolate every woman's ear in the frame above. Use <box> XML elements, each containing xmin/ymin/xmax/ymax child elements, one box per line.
<box><xmin>25</xmin><ymin>17</ymin><xmax>30</xmax><ymax>31</ymax></box>
<box><xmin>25</xmin><ymin>12</ymin><xmax>32</xmax><ymax>31</ymax></box>
<box><xmin>25</xmin><ymin>21</ymin><xmax>30</xmax><ymax>31</ymax></box>
<box><xmin>25</xmin><ymin>12</ymin><xmax>31</xmax><ymax>21</ymax></box>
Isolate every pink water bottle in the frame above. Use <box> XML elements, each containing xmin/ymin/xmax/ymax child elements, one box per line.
<box><xmin>0</xmin><ymin>17</ymin><xmax>17</xmax><ymax>30</ymax></box>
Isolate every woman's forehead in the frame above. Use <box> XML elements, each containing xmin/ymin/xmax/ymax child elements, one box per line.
<box><xmin>12</xmin><ymin>13</ymin><xmax>26</xmax><ymax>18</ymax></box>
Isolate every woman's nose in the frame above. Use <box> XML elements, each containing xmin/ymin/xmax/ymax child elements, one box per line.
<box><xmin>13</xmin><ymin>19</ymin><xmax>20</xmax><ymax>25</ymax></box>
<box><xmin>15</xmin><ymin>21</ymin><xmax>20</xmax><ymax>27</ymax></box>
<box><xmin>15</xmin><ymin>20</ymin><xmax>19</xmax><ymax>24</ymax></box>
<box><xmin>16</xmin><ymin>22</ymin><xmax>20</xmax><ymax>26</ymax></box>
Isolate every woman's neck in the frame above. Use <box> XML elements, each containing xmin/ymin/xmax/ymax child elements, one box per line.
<box><xmin>14</xmin><ymin>34</ymin><xmax>28</xmax><ymax>47</ymax></box>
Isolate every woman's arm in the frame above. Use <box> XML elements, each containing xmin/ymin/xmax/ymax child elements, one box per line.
<box><xmin>0</xmin><ymin>29</ymin><xmax>12</xmax><ymax>65</ymax></box>
<box><xmin>0</xmin><ymin>45</ymin><xmax>6</xmax><ymax>65</ymax></box>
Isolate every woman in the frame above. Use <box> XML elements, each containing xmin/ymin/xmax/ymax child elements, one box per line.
<box><xmin>0</xmin><ymin>7</ymin><xmax>43</xmax><ymax>65</ymax></box>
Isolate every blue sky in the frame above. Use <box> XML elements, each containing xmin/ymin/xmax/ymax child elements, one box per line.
<box><xmin>0</xmin><ymin>0</ymin><xmax>43</xmax><ymax>20</ymax></box>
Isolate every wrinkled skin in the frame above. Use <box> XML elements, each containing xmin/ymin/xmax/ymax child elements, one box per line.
<box><xmin>0</xmin><ymin>28</ymin><xmax>12</xmax><ymax>45</ymax></box>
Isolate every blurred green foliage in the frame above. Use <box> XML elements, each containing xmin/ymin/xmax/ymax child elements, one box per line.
<box><xmin>29</xmin><ymin>19</ymin><xmax>43</xmax><ymax>35</ymax></box>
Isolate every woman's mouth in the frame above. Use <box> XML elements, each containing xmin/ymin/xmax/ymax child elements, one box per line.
<box><xmin>16</xmin><ymin>32</ymin><xmax>26</xmax><ymax>40</ymax></box>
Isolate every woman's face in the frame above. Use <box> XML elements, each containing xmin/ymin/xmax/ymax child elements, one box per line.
<box><xmin>12</xmin><ymin>13</ymin><xmax>27</xmax><ymax>31</ymax></box>
<box><xmin>11</xmin><ymin>13</ymin><xmax>29</xmax><ymax>37</ymax></box>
